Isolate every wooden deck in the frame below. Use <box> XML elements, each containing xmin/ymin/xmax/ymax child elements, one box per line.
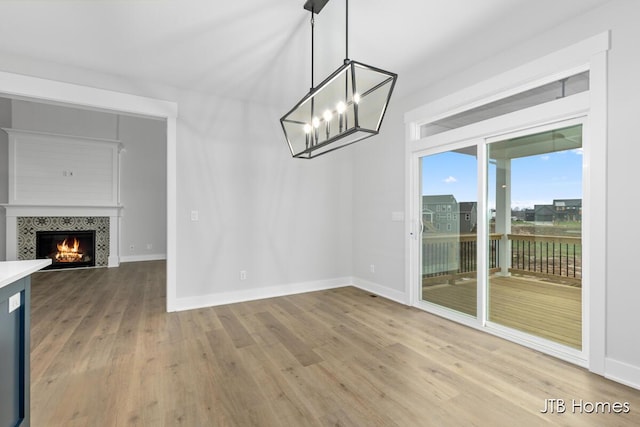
<box><xmin>422</xmin><ymin>275</ymin><xmax>581</xmax><ymax>349</ymax></box>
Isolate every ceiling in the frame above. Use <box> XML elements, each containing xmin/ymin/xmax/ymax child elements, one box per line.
<box><xmin>0</xmin><ymin>0</ymin><xmax>612</xmax><ymax>109</ymax></box>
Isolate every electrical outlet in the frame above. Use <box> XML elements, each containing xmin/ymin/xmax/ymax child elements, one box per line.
<box><xmin>129</xmin><ymin>244</ymin><xmax>135</xmax><ymax>251</ymax></box>
<box><xmin>370</xmin><ymin>264</ymin><xmax>375</xmax><ymax>273</ymax></box>
<box><xmin>146</xmin><ymin>243</ymin><xmax>153</xmax><ymax>250</ymax></box>
<box><xmin>191</xmin><ymin>210</ymin><xmax>199</xmax><ymax>221</ymax></box>
<box><xmin>9</xmin><ymin>293</ymin><xmax>21</xmax><ymax>313</ymax></box>
<box><xmin>239</xmin><ymin>270</ymin><xmax>247</xmax><ymax>280</ymax></box>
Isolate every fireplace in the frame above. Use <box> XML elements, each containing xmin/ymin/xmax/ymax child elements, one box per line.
<box><xmin>36</xmin><ymin>230</ymin><xmax>96</xmax><ymax>270</ymax></box>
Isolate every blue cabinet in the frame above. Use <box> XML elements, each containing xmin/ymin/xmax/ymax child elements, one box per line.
<box><xmin>0</xmin><ymin>260</ymin><xmax>50</xmax><ymax>427</ymax></box>
<box><xmin>0</xmin><ymin>276</ymin><xmax>31</xmax><ymax>427</ymax></box>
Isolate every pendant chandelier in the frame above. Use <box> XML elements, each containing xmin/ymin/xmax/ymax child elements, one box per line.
<box><xmin>280</xmin><ymin>0</ymin><xmax>397</xmax><ymax>159</ymax></box>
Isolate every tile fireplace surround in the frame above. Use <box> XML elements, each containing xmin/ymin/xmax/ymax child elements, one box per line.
<box><xmin>18</xmin><ymin>216</ymin><xmax>109</xmax><ymax>267</ymax></box>
<box><xmin>2</xmin><ymin>205</ymin><xmax>122</xmax><ymax>268</ymax></box>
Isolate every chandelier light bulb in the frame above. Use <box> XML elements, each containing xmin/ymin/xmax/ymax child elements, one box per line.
<box><xmin>303</xmin><ymin>123</ymin><xmax>312</xmax><ymax>148</ymax></box>
<box><xmin>336</xmin><ymin>101</ymin><xmax>346</xmax><ymax>133</ymax></box>
<box><xmin>323</xmin><ymin>110</ymin><xmax>333</xmax><ymax>140</ymax></box>
<box><xmin>312</xmin><ymin>116</ymin><xmax>320</xmax><ymax>144</ymax></box>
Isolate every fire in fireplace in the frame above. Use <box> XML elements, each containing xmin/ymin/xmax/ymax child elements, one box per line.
<box><xmin>36</xmin><ymin>230</ymin><xmax>96</xmax><ymax>270</ymax></box>
<box><xmin>55</xmin><ymin>238</ymin><xmax>83</xmax><ymax>262</ymax></box>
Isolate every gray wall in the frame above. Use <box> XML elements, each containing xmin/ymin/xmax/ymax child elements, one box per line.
<box><xmin>118</xmin><ymin>115</ymin><xmax>167</xmax><ymax>260</ymax></box>
<box><xmin>352</xmin><ymin>0</ymin><xmax>640</xmax><ymax>384</ymax></box>
<box><xmin>0</xmin><ymin>98</ymin><xmax>10</xmax><ymax>261</ymax></box>
<box><xmin>10</xmin><ymin>100</ymin><xmax>167</xmax><ymax>260</ymax></box>
<box><xmin>11</xmin><ymin>100</ymin><xmax>117</xmax><ymax>138</ymax></box>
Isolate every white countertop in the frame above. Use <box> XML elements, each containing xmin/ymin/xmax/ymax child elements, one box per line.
<box><xmin>0</xmin><ymin>260</ymin><xmax>52</xmax><ymax>289</ymax></box>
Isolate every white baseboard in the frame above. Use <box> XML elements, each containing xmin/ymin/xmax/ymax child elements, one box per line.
<box><xmin>172</xmin><ymin>276</ymin><xmax>351</xmax><ymax>312</ymax></box>
<box><xmin>351</xmin><ymin>276</ymin><xmax>410</xmax><ymax>305</ymax></box>
<box><xmin>605</xmin><ymin>357</ymin><xmax>640</xmax><ymax>390</ymax></box>
<box><xmin>119</xmin><ymin>253</ymin><xmax>167</xmax><ymax>263</ymax></box>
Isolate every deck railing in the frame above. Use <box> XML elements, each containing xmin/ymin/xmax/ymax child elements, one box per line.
<box><xmin>508</xmin><ymin>234</ymin><xmax>582</xmax><ymax>283</ymax></box>
<box><xmin>422</xmin><ymin>234</ymin><xmax>501</xmax><ymax>284</ymax></box>
<box><xmin>422</xmin><ymin>233</ymin><xmax>581</xmax><ymax>285</ymax></box>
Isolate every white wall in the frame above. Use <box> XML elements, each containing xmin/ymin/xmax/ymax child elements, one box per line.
<box><xmin>9</xmin><ymin>99</ymin><xmax>167</xmax><ymax>261</ymax></box>
<box><xmin>351</xmin><ymin>102</ymin><xmax>407</xmax><ymax>303</ymax></box>
<box><xmin>352</xmin><ymin>0</ymin><xmax>640</xmax><ymax>386</ymax></box>
<box><xmin>174</xmin><ymin>90</ymin><xmax>353</xmax><ymax>302</ymax></box>
<box><xmin>0</xmin><ymin>58</ymin><xmax>354</xmax><ymax>308</ymax></box>
<box><xmin>0</xmin><ymin>97</ymin><xmax>10</xmax><ymax>260</ymax></box>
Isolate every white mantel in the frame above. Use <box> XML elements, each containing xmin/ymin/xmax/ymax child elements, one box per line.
<box><xmin>1</xmin><ymin>204</ymin><xmax>122</xmax><ymax>217</ymax></box>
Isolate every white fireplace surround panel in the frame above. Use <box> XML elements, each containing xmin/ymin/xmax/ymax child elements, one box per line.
<box><xmin>1</xmin><ymin>128</ymin><xmax>124</xmax><ymax>267</ymax></box>
<box><xmin>3</xmin><ymin>128</ymin><xmax>123</xmax><ymax>206</ymax></box>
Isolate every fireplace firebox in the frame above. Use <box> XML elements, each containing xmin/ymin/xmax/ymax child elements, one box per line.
<box><xmin>36</xmin><ymin>230</ymin><xmax>96</xmax><ymax>270</ymax></box>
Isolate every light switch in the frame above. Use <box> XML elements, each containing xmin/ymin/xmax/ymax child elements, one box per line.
<box><xmin>191</xmin><ymin>210</ymin><xmax>199</xmax><ymax>221</ymax></box>
<box><xmin>9</xmin><ymin>293</ymin><xmax>21</xmax><ymax>313</ymax></box>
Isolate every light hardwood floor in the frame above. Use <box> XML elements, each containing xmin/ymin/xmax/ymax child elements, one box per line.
<box><xmin>31</xmin><ymin>261</ymin><xmax>640</xmax><ymax>426</ymax></box>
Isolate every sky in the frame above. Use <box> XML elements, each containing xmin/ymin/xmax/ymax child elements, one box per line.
<box><xmin>421</xmin><ymin>148</ymin><xmax>583</xmax><ymax>210</ymax></box>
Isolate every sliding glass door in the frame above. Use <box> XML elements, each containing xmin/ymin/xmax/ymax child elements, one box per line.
<box><xmin>415</xmin><ymin>119</ymin><xmax>584</xmax><ymax>353</ymax></box>
<box><xmin>420</xmin><ymin>147</ymin><xmax>478</xmax><ymax>317</ymax></box>
<box><xmin>486</xmin><ymin>124</ymin><xmax>583</xmax><ymax>349</ymax></box>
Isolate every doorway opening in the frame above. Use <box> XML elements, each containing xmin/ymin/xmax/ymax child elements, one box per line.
<box><xmin>0</xmin><ymin>70</ymin><xmax>177</xmax><ymax>311</ymax></box>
